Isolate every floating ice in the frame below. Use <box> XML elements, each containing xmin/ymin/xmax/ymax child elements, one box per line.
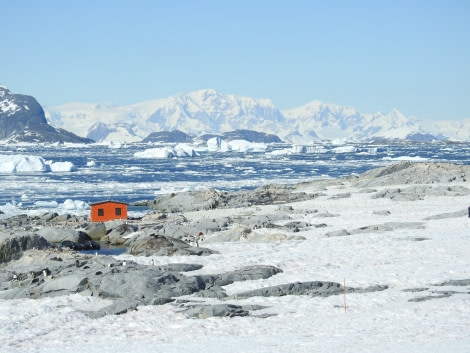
<box><xmin>207</xmin><ymin>137</ymin><xmax>267</xmax><ymax>152</ymax></box>
<box><xmin>228</xmin><ymin>140</ymin><xmax>267</xmax><ymax>152</ymax></box>
<box><xmin>60</xmin><ymin>199</ymin><xmax>89</xmax><ymax>212</ymax></box>
<box><xmin>0</xmin><ymin>154</ymin><xmax>77</xmax><ymax>173</ymax></box>
<box><xmin>207</xmin><ymin>137</ymin><xmax>230</xmax><ymax>152</ymax></box>
<box><xmin>34</xmin><ymin>200</ymin><xmax>59</xmax><ymax>208</ymax></box>
<box><xmin>267</xmin><ymin>148</ymin><xmax>292</xmax><ymax>155</ymax></box>
<box><xmin>0</xmin><ymin>199</ymin><xmax>91</xmax><ymax>219</ymax></box>
<box><xmin>46</xmin><ymin>160</ymin><xmax>77</xmax><ymax>172</ymax></box>
<box><xmin>134</xmin><ymin>144</ymin><xmax>199</xmax><ymax>159</ymax></box>
<box><xmin>291</xmin><ymin>145</ymin><xmax>328</xmax><ymax>153</ymax></box>
<box><xmin>332</xmin><ymin>145</ymin><xmax>357</xmax><ymax>153</ymax></box>
<box><xmin>0</xmin><ymin>154</ymin><xmax>49</xmax><ymax>172</ymax></box>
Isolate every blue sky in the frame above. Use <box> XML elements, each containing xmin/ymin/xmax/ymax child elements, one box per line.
<box><xmin>2</xmin><ymin>0</ymin><xmax>469</xmax><ymax>120</ymax></box>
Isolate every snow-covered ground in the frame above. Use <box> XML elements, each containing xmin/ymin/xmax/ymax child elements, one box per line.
<box><xmin>1</xmin><ymin>180</ymin><xmax>469</xmax><ymax>353</ymax></box>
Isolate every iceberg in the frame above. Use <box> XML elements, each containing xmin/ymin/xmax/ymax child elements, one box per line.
<box><xmin>332</xmin><ymin>145</ymin><xmax>357</xmax><ymax>153</ymax></box>
<box><xmin>134</xmin><ymin>144</ymin><xmax>199</xmax><ymax>159</ymax></box>
<box><xmin>173</xmin><ymin>144</ymin><xmax>199</xmax><ymax>157</ymax></box>
<box><xmin>267</xmin><ymin>148</ymin><xmax>292</xmax><ymax>155</ymax></box>
<box><xmin>291</xmin><ymin>145</ymin><xmax>328</xmax><ymax>153</ymax></box>
<box><xmin>207</xmin><ymin>137</ymin><xmax>267</xmax><ymax>152</ymax></box>
<box><xmin>228</xmin><ymin>140</ymin><xmax>267</xmax><ymax>152</ymax></box>
<box><xmin>207</xmin><ymin>137</ymin><xmax>230</xmax><ymax>152</ymax></box>
<box><xmin>0</xmin><ymin>154</ymin><xmax>49</xmax><ymax>172</ymax></box>
<box><xmin>0</xmin><ymin>154</ymin><xmax>77</xmax><ymax>173</ymax></box>
<box><xmin>46</xmin><ymin>161</ymin><xmax>77</xmax><ymax>172</ymax></box>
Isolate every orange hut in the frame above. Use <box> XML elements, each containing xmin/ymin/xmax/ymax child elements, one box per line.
<box><xmin>90</xmin><ymin>201</ymin><xmax>128</xmax><ymax>222</ymax></box>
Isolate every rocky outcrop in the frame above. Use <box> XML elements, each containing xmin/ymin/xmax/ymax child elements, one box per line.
<box><xmin>35</xmin><ymin>227</ymin><xmax>89</xmax><ymax>244</ymax></box>
<box><xmin>0</xmin><ymin>233</ymin><xmax>53</xmax><ymax>263</ymax></box>
<box><xmin>222</xmin><ymin>129</ymin><xmax>282</xmax><ymax>143</ymax></box>
<box><xmin>0</xmin><ymin>86</ymin><xmax>93</xmax><ymax>144</ymax></box>
<box><xmin>127</xmin><ymin>234</ymin><xmax>217</xmax><ymax>256</ymax></box>
<box><xmin>177</xmin><ymin>304</ymin><xmax>268</xmax><ymax>319</ymax></box>
<box><xmin>146</xmin><ymin>185</ymin><xmax>317</xmax><ymax>212</ymax></box>
<box><xmin>325</xmin><ymin>222</ymin><xmax>426</xmax><ymax>237</ymax></box>
<box><xmin>142</xmin><ymin>129</ymin><xmax>193</xmax><ymax>143</ymax></box>
<box><xmin>228</xmin><ymin>281</ymin><xmax>388</xmax><ymax>300</ymax></box>
<box><xmin>355</xmin><ymin>162</ymin><xmax>470</xmax><ymax>187</ymax></box>
<box><xmin>0</xmin><ymin>249</ymin><xmax>282</xmax><ymax>317</ymax></box>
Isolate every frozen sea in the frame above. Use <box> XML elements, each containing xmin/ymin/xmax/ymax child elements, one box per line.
<box><xmin>1</xmin><ymin>141</ymin><xmax>470</xmax><ymax>352</ymax></box>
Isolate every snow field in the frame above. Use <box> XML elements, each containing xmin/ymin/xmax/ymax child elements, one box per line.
<box><xmin>1</xmin><ymin>172</ymin><xmax>470</xmax><ymax>352</ymax></box>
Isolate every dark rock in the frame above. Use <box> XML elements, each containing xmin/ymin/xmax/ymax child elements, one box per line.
<box><xmin>81</xmin><ymin>299</ymin><xmax>141</xmax><ymax>318</ymax></box>
<box><xmin>142</xmin><ymin>130</ymin><xmax>193</xmax><ymax>143</ymax></box>
<box><xmin>0</xmin><ymin>245</ymin><xmax>389</xmax><ymax>319</ymax></box>
<box><xmin>198</xmin><ymin>129</ymin><xmax>282</xmax><ymax>144</ymax></box>
<box><xmin>52</xmin><ymin>214</ymin><xmax>72</xmax><ymax>223</ymax></box>
<box><xmin>408</xmin><ymin>293</ymin><xmax>453</xmax><ymax>302</ymax></box>
<box><xmin>326</xmin><ymin>222</ymin><xmax>425</xmax><ymax>237</ymax></box>
<box><xmin>147</xmin><ymin>185</ymin><xmax>316</xmax><ymax>212</ymax></box>
<box><xmin>356</xmin><ymin>162</ymin><xmax>470</xmax><ymax>187</ymax></box>
<box><xmin>178</xmin><ymin>304</ymin><xmax>255</xmax><ymax>319</ymax></box>
<box><xmin>373</xmin><ymin>210</ymin><xmax>391</xmax><ymax>216</ymax></box>
<box><xmin>103</xmin><ymin>223</ymin><xmax>137</xmax><ymax>245</ymax></box>
<box><xmin>229</xmin><ymin>281</ymin><xmax>387</xmax><ymax>299</ymax></box>
<box><xmin>222</xmin><ymin>129</ymin><xmax>282</xmax><ymax>143</ymax></box>
<box><xmin>36</xmin><ymin>227</ymin><xmax>87</xmax><ymax>244</ymax></box>
<box><xmin>437</xmin><ymin>279</ymin><xmax>470</xmax><ymax>286</ymax></box>
<box><xmin>197</xmin><ymin>265</ymin><xmax>283</xmax><ymax>288</ymax></box>
<box><xmin>402</xmin><ymin>287</ymin><xmax>429</xmax><ymax>292</ymax></box>
<box><xmin>127</xmin><ymin>234</ymin><xmax>217</xmax><ymax>256</ymax></box>
<box><xmin>40</xmin><ymin>212</ymin><xmax>58</xmax><ymax>221</ymax></box>
<box><xmin>79</xmin><ymin>222</ymin><xmax>107</xmax><ymax>241</ymax></box>
<box><xmin>0</xmin><ymin>234</ymin><xmax>53</xmax><ymax>263</ymax></box>
<box><xmin>60</xmin><ymin>240</ymin><xmax>100</xmax><ymax>251</ymax></box>
<box><xmin>0</xmin><ymin>86</ymin><xmax>93</xmax><ymax>144</ymax></box>
<box><xmin>423</xmin><ymin>209</ymin><xmax>467</xmax><ymax>220</ymax></box>
<box><xmin>229</xmin><ymin>281</ymin><xmax>344</xmax><ymax>299</ymax></box>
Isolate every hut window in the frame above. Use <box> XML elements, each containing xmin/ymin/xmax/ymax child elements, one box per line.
<box><xmin>115</xmin><ymin>208</ymin><xmax>122</xmax><ymax>216</ymax></box>
<box><xmin>98</xmin><ymin>208</ymin><xmax>104</xmax><ymax>216</ymax></box>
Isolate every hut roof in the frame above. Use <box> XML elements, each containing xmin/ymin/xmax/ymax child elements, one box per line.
<box><xmin>90</xmin><ymin>200</ymin><xmax>128</xmax><ymax>206</ymax></box>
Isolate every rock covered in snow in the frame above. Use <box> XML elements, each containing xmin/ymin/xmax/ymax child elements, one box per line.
<box><xmin>0</xmin><ymin>86</ymin><xmax>93</xmax><ymax>144</ymax></box>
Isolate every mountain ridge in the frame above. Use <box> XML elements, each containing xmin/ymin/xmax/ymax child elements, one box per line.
<box><xmin>0</xmin><ymin>86</ymin><xmax>93</xmax><ymax>144</ymax></box>
<box><xmin>18</xmin><ymin>87</ymin><xmax>470</xmax><ymax>143</ymax></box>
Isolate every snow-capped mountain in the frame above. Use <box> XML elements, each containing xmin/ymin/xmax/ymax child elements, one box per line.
<box><xmin>45</xmin><ymin>89</ymin><xmax>287</xmax><ymax>143</ymax></box>
<box><xmin>42</xmin><ymin>88</ymin><xmax>467</xmax><ymax>143</ymax></box>
<box><xmin>282</xmin><ymin>102</ymin><xmax>428</xmax><ymax>142</ymax></box>
<box><xmin>0</xmin><ymin>85</ymin><xmax>93</xmax><ymax>144</ymax></box>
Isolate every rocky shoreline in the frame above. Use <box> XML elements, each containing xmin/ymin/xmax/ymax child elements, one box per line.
<box><xmin>2</xmin><ymin>161</ymin><xmax>470</xmax><ymax>318</ymax></box>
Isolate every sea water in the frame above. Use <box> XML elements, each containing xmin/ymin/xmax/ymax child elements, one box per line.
<box><xmin>0</xmin><ymin>141</ymin><xmax>469</xmax><ymax>217</ymax></box>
